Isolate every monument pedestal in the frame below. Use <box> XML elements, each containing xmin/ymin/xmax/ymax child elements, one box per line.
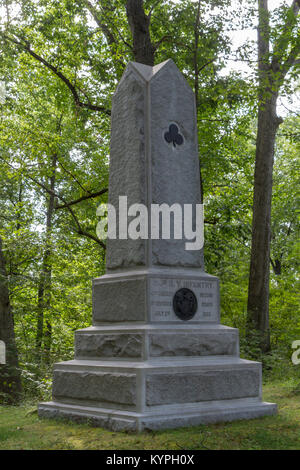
<box><xmin>39</xmin><ymin>268</ymin><xmax>276</xmax><ymax>431</ymax></box>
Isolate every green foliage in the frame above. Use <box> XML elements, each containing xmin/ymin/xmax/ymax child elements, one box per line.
<box><xmin>0</xmin><ymin>0</ymin><xmax>299</xmax><ymax>403</ymax></box>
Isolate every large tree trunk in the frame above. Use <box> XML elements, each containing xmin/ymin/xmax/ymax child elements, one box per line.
<box><xmin>247</xmin><ymin>94</ymin><xmax>281</xmax><ymax>352</ymax></box>
<box><xmin>35</xmin><ymin>155</ymin><xmax>57</xmax><ymax>364</ymax></box>
<box><xmin>0</xmin><ymin>235</ymin><xmax>22</xmax><ymax>403</ymax></box>
<box><xmin>126</xmin><ymin>0</ymin><xmax>155</xmax><ymax>65</ymax></box>
<box><xmin>247</xmin><ymin>0</ymin><xmax>299</xmax><ymax>352</ymax></box>
<box><xmin>247</xmin><ymin>0</ymin><xmax>274</xmax><ymax>352</ymax></box>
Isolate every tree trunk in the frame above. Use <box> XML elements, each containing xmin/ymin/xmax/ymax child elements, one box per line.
<box><xmin>0</xmin><ymin>235</ymin><xmax>22</xmax><ymax>403</ymax></box>
<box><xmin>270</xmin><ymin>257</ymin><xmax>282</xmax><ymax>275</ymax></box>
<box><xmin>35</xmin><ymin>155</ymin><xmax>57</xmax><ymax>364</ymax></box>
<box><xmin>126</xmin><ymin>0</ymin><xmax>155</xmax><ymax>65</ymax></box>
<box><xmin>247</xmin><ymin>0</ymin><xmax>299</xmax><ymax>353</ymax></box>
<box><xmin>193</xmin><ymin>0</ymin><xmax>204</xmax><ymax>205</ymax></box>
<box><xmin>247</xmin><ymin>95</ymin><xmax>280</xmax><ymax>352</ymax></box>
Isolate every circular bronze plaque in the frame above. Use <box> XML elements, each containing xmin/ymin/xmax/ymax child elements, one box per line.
<box><xmin>173</xmin><ymin>288</ymin><xmax>198</xmax><ymax>321</ymax></box>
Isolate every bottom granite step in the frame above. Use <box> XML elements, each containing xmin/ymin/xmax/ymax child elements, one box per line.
<box><xmin>40</xmin><ymin>357</ymin><xmax>277</xmax><ymax>430</ymax></box>
<box><xmin>38</xmin><ymin>398</ymin><xmax>277</xmax><ymax>432</ymax></box>
<box><xmin>50</xmin><ymin>357</ymin><xmax>263</xmax><ymax>410</ymax></box>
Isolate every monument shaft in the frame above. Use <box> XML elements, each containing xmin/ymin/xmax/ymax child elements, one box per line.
<box><xmin>39</xmin><ymin>60</ymin><xmax>276</xmax><ymax>431</ymax></box>
<box><xmin>107</xmin><ymin>60</ymin><xmax>202</xmax><ymax>269</ymax></box>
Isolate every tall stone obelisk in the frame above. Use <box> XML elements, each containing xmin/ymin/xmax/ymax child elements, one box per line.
<box><xmin>39</xmin><ymin>60</ymin><xmax>276</xmax><ymax>431</ymax></box>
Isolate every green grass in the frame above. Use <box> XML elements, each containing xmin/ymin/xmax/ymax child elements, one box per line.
<box><xmin>0</xmin><ymin>381</ymin><xmax>299</xmax><ymax>450</ymax></box>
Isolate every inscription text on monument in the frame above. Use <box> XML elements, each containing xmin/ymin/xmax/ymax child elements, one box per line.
<box><xmin>149</xmin><ymin>277</ymin><xmax>219</xmax><ymax>322</ymax></box>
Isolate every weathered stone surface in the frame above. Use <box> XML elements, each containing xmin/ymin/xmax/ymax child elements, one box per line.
<box><xmin>75</xmin><ymin>333</ymin><xmax>143</xmax><ymax>358</ymax></box>
<box><xmin>149</xmin><ymin>332</ymin><xmax>238</xmax><ymax>357</ymax></box>
<box><xmin>146</xmin><ymin>368</ymin><xmax>260</xmax><ymax>406</ymax></box>
<box><xmin>53</xmin><ymin>370</ymin><xmax>137</xmax><ymax>405</ymax></box>
<box><xmin>93</xmin><ymin>269</ymin><xmax>220</xmax><ymax>325</ymax></box>
<box><xmin>106</xmin><ymin>60</ymin><xmax>203</xmax><ymax>270</ymax></box>
<box><xmin>38</xmin><ymin>404</ymin><xmax>137</xmax><ymax>431</ymax></box>
<box><xmin>38</xmin><ymin>399</ymin><xmax>277</xmax><ymax>431</ymax></box>
<box><xmin>139</xmin><ymin>402</ymin><xmax>277</xmax><ymax>430</ymax></box>
<box><xmin>150</xmin><ymin>61</ymin><xmax>202</xmax><ymax>267</ymax></box>
<box><xmin>92</xmin><ymin>277</ymin><xmax>147</xmax><ymax>322</ymax></box>
<box><xmin>106</xmin><ymin>66</ymin><xmax>146</xmax><ymax>270</ymax></box>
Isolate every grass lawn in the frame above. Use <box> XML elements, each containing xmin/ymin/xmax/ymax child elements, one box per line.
<box><xmin>0</xmin><ymin>381</ymin><xmax>299</xmax><ymax>450</ymax></box>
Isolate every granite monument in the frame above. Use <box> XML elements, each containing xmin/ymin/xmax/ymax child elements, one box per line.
<box><xmin>38</xmin><ymin>60</ymin><xmax>277</xmax><ymax>431</ymax></box>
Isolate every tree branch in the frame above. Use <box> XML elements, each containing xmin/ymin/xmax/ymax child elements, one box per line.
<box><xmin>279</xmin><ymin>42</ymin><xmax>300</xmax><ymax>83</ymax></box>
<box><xmin>0</xmin><ymin>32</ymin><xmax>111</xmax><ymax>115</ymax></box>
<box><xmin>56</xmin><ymin>157</ymin><xmax>93</xmax><ymax>196</ymax></box>
<box><xmin>0</xmin><ymin>156</ymin><xmax>106</xmax><ymax>249</ymax></box>
<box><xmin>82</xmin><ymin>0</ymin><xmax>128</xmax><ymax>70</ymax></box>
<box><xmin>55</xmin><ymin>188</ymin><xmax>108</xmax><ymax>209</ymax></box>
<box><xmin>271</xmin><ymin>0</ymin><xmax>300</xmax><ymax>81</ymax></box>
<box><xmin>30</xmin><ymin>176</ymin><xmax>106</xmax><ymax>249</ymax></box>
<box><xmin>148</xmin><ymin>0</ymin><xmax>163</xmax><ymax>19</ymax></box>
<box><xmin>83</xmin><ymin>0</ymin><xmax>116</xmax><ymax>46</ymax></box>
<box><xmin>153</xmin><ymin>35</ymin><xmax>172</xmax><ymax>51</ymax></box>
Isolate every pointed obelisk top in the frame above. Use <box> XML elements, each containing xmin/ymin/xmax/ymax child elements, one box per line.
<box><xmin>130</xmin><ymin>59</ymin><xmax>171</xmax><ymax>82</ymax></box>
<box><xmin>115</xmin><ymin>59</ymin><xmax>193</xmax><ymax>95</ymax></box>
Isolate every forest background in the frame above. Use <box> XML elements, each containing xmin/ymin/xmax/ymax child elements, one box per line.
<box><xmin>0</xmin><ymin>0</ymin><xmax>299</xmax><ymax>405</ymax></box>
